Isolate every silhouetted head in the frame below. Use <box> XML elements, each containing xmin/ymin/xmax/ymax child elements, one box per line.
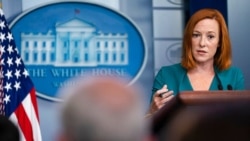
<box><xmin>0</xmin><ymin>115</ymin><xmax>20</xmax><ymax>141</ymax></box>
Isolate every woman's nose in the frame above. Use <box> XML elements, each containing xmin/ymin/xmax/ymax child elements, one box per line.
<box><xmin>199</xmin><ymin>36</ymin><xmax>206</xmax><ymax>47</ymax></box>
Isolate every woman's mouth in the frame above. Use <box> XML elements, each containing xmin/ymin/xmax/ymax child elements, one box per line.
<box><xmin>197</xmin><ymin>50</ymin><xmax>207</xmax><ymax>54</ymax></box>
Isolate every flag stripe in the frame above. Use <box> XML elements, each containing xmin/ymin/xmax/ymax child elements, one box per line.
<box><xmin>22</xmin><ymin>92</ymin><xmax>42</xmax><ymax>141</ymax></box>
<box><xmin>30</xmin><ymin>88</ymin><xmax>39</xmax><ymax>121</ymax></box>
<box><xmin>10</xmin><ymin>92</ymin><xmax>42</xmax><ymax>141</ymax></box>
<box><xmin>10</xmin><ymin>113</ymin><xmax>26</xmax><ymax>141</ymax></box>
<box><xmin>15</xmin><ymin>103</ymin><xmax>33</xmax><ymax>141</ymax></box>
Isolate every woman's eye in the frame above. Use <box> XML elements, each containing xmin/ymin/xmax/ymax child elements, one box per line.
<box><xmin>192</xmin><ymin>33</ymin><xmax>200</xmax><ymax>37</ymax></box>
<box><xmin>208</xmin><ymin>35</ymin><xmax>214</xmax><ymax>39</ymax></box>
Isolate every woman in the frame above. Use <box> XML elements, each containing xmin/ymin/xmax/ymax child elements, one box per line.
<box><xmin>147</xmin><ymin>8</ymin><xmax>245</xmax><ymax>116</ymax></box>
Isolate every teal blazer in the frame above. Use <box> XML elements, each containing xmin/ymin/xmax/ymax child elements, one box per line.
<box><xmin>152</xmin><ymin>63</ymin><xmax>245</xmax><ymax>96</ymax></box>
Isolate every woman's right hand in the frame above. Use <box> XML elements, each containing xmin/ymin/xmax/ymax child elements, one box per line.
<box><xmin>147</xmin><ymin>85</ymin><xmax>174</xmax><ymax>117</ymax></box>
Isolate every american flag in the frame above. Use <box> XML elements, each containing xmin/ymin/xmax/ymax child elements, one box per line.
<box><xmin>0</xmin><ymin>9</ymin><xmax>42</xmax><ymax>141</ymax></box>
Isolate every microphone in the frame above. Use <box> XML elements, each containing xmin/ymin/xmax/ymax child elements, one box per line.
<box><xmin>216</xmin><ymin>70</ymin><xmax>233</xmax><ymax>90</ymax></box>
<box><xmin>227</xmin><ymin>84</ymin><xmax>233</xmax><ymax>90</ymax></box>
<box><xmin>218</xmin><ymin>84</ymin><xmax>223</xmax><ymax>90</ymax></box>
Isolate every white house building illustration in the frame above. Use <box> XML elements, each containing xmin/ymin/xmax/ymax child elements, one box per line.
<box><xmin>21</xmin><ymin>18</ymin><xmax>128</xmax><ymax>66</ymax></box>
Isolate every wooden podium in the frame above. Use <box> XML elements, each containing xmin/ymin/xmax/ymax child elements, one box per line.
<box><xmin>151</xmin><ymin>90</ymin><xmax>250</xmax><ymax>141</ymax></box>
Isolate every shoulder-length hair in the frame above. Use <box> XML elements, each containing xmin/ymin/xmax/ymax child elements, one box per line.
<box><xmin>181</xmin><ymin>8</ymin><xmax>231</xmax><ymax>71</ymax></box>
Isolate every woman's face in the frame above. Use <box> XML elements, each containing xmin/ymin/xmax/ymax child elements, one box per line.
<box><xmin>191</xmin><ymin>18</ymin><xmax>220</xmax><ymax>65</ymax></box>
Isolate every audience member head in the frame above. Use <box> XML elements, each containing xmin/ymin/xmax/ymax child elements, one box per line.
<box><xmin>181</xmin><ymin>8</ymin><xmax>231</xmax><ymax>71</ymax></box>
<box><xmin>57</xmin><ymin>76</ymin><xmax>149</xmax><ymax>141</ymax></box>
<box><xmin>0</xmin><ymin>115</ymin><xmax>20</xmax><ymax>141</ymax></box>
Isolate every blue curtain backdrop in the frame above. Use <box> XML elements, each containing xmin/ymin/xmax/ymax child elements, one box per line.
<box><xmin>184</xmin><ymin>0</ymin><xmax>227</xmax><ymax>25</ymax></box>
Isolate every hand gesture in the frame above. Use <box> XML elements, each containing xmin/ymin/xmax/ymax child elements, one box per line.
<box><xmin>146</xmin><ymin>85</ymin><xmax>174</xmax><ymax>117</ymax></box>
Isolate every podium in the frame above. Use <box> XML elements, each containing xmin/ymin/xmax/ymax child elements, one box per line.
<box><xmin>151</xmin><ymin>90</ymin><xmax>250</xmax><ymax>141</ymax></box>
